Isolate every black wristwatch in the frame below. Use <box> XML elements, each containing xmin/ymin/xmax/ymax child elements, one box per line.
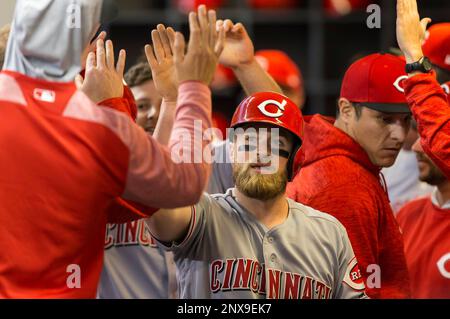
<box><xmin>405</xmin><ymin>56</ymin><xmax>433</xmax><ymax>74</ymax></box>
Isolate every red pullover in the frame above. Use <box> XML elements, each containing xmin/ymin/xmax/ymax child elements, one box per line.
<box><xmin>0</xmin><ymin>71</ymin><xmax>212</xmax><ymax>298</ymax></box>
<box><xmin>397</xmin><ymin>196</ymin><xmax>450</xmax><ymax>299</ymax></box>
<box><xmin>404</xmin><ymin>74</ymin><xmax>450</xmax><ymax>179</ymax></box>
<box><xmin>287</xmin><ymin>115</ymin><xmax>411</xmax><ymax>299</ymax></box>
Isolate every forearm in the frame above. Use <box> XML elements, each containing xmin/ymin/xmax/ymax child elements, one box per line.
<box><xmin>233</xmin><ymin>58</ymin><xmax>283</xmax><ymax>96</ymax></box>
<box><xmin>404</xmin><ymin>73</ymin><xmax>450</xmax><ymax>178</ymax></box>
<box><xmin>145</xmin><ymin>206</ymin><xmax>193</xmax><ymax>244</ymax></box>
<box><xmin>122</xmin><ymin>81</ymin><xmax>213</xmax><ymax>208</ymax></box>
<box><xmin>153</xmin><ymin>99</ymin><xmax>177</xmax><ymax>146</ymax></box>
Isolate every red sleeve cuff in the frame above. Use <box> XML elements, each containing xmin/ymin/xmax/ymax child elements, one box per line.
<box><xmin>107</xmin><ymin>197</ymin><xmax>158</xmax><ymax>224</ymax></box>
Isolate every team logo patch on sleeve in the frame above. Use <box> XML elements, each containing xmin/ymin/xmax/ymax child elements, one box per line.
<box><xmin>343</xmin><ymin>257</ymin><xmax>365</xmax><ymax>291</ymax></box>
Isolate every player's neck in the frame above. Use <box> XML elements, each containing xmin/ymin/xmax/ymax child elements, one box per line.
<box><xmin>234</xmin><ymin>189</ymin><xmax>289</xmax><ymax>229</ymax></box>
<box><xmin>436</xmin><ymin>181</ymin><xmax>450</xmax><ymax>206</ymax></box>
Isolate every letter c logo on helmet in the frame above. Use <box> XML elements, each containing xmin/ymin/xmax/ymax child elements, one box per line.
<box><xmin>393</xmin><ymin>75</ymin><xmax>408</xmax><ymax>93</ymax></box>
<box><xmin>257</xmin><ymin>99</ymin><xmax>288</xmax><ymax>118</ymax></box>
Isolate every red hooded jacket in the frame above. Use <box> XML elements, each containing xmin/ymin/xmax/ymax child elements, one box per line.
<box><xmin>287</xmin><ymin>115</ymin><xmax>411</xmax><ymax>299</ymax></box>
<box><xmin>404</xmin><ymin>73</ymin><xmax>450</xmax><ymax>179</ymax></box>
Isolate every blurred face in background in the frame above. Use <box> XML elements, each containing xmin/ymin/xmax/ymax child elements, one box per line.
<box><xmin>412</xmin><ymin>138</ymin><xmax>447</xmax><ymax>186</ymax></box>
<box><xmin>337</xmin><ymin>99</ymin><xmax>411</xmax><ymax>168</ymax></box>
<box><xmin>231</xmin><ymin>124</ymin><xmax>294</xmax><ymax>201</ymax></box>
<box><xmin>131</xmin><ymin>80</ymin><xmax>162</xmax><ymax>135</ymax></box>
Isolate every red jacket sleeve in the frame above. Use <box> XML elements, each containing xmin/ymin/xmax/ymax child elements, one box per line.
<box><xmin>404</xmin><ymin>73</ymin><xmax>450</xmax><ymax>179</ymax></box>
<box><xmin>107</xmin><ymin>197</ymin><xmax>158</xmax><ymax>224</ymax></box>
<box><xmin>100</xmin><ymin>97</ymin><xmax>149</xmax><ymax>223</ymax></box>
<box><xmin>99</xmin><ymin>97</ymin><xmax>135</xmax><ymax>121</ymax></box>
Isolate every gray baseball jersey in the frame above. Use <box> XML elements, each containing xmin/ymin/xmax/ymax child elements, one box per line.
<box><xmin>156</xmin><ymin>189</ymin><xmax>368</xmax><ymax>299</ymax></box>
<box><xmin>97</xmin><ymin>219</ymin><xmax>178</xmax><ymax>299</ymax></box>
<box><xmin>207</xmin><ymin>141</ymin><xmax>234</xmax><ymax>194</ymax></box>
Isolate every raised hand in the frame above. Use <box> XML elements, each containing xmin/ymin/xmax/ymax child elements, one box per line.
<box><xmin>76</xmin><ymin>39</ymin><xmax>126</xmax><ymax>104</ymax></box>
<box><xmin>145</xmin><ymin>24</ymin><xmax>178</xmax><ymax>103</ymax></box>
<box><xmin>396</xmin><ymin>0</ymin><xmax>431</xmax><ymax>63</ymax></box>
<box><xmin>216</xmin><ymin>20</ymin><xmax>254</xmax><ymax>69</ymax></box>
<box><xmin>173</xmin><ymin>5</ymin><xmax>225</xmax><ymax>85</ymax></box>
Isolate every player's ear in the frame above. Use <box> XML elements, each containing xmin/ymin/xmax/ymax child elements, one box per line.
<box><xmin>337</xmin><ymin>98</ymin><xmax>354</xmax><ymax>125</ymax></box>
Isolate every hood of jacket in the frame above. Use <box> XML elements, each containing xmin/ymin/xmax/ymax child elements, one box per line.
<box><xmin>300</xmin><ymin>114</ymin><xmax>381</xmax><ymax>177</ymax></box>
<box><xmin>3</xmin><ymin>0</ymin><xmax>104</xmax><ymax>82</ymax></box>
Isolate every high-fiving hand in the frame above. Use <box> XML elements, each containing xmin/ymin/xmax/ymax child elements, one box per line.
<box><xmin>396</xmin><ymin>0</ymin><xmax>432</xmax><ymax>63</ymax></box>
<box><xmin>172</xmin><ymin>5</ymin><xmax>225</xmax><ymax>85</ymax></box>
<box><xmin>216</xmin><ymin>20</ymin><xmax>255</xmax><ymax>70</ymax></box>
<box><xmin>145</xmin><ymin>24</ymin><xmax>178</xmax><ymax>103</ymax></box>
<box><xmin>76</xmin><ymin>39</ymin><xmax>126</xmax><ymax>104</ymax></box>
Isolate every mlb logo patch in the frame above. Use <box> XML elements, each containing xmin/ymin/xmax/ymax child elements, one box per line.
<box><xmin>33</xmin><ymin>88</ymin><xmax>56</xmax><ymax>103</ymax></box>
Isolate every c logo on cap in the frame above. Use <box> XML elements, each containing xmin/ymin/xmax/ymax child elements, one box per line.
<box><xmin>257</xmin><ymin>99</ymin><xmax>287</xmax><ymax>118</ymax></box>
<box><xmin>393</xmin><ymin>75</ymin><xmax>408</xmax><ymax>93</ymax></box>
<box><xmin>437</xmin><ymin>253</ymin><xmax>450</xmax><ymax>279</ymax></box>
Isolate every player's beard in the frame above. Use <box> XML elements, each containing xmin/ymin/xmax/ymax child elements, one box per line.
<box><xmin>233</xmin><ymin>163</ymin><xmax>288</xmax><ymax>200</ymax></box>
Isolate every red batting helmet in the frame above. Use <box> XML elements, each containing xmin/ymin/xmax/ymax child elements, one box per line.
<box><xmin>230</xmin><ymin>92</ymin><xmax>304</xmax><ymax>181</ymax></box>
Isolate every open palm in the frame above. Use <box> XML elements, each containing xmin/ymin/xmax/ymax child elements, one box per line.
<box><xmin>218</xmin><ymin>21</ymin><xmax>254</xmax><ymax>69</ymax></box>
<box><xmin>146</xmin><ymin>25</ymin><xmax>178</xmax><ymax>102</ymax></box>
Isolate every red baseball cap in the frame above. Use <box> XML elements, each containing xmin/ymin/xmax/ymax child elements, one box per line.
<box><xmin>340</xmin><ymin>53</ymin><xmax>410</xmax><ymax>113</ymax></box>
<box><xmin>422</xmin><ymin>23</ymin><xmax>450</xmax><ymax>72</ymax></box>
<box><xmin>255</xmin><ymin>50</ymin><xmax>304</xmax><ymax>92</ymax></box>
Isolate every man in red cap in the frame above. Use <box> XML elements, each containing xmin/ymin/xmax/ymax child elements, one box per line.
<box><xmin>396</xmin><ymin>137</ymin><xmax>450</xmax><ymax>299</ymax></box>
<box><xmin>396</xmin><ymin>0</ymin><xmax>450</xmax><ymax>179</ymax></box>
<box><xmin>287</xmin><ymin>53</ymin><xmax>412</xmax><ymax>299</ymax></box>
<box><xmin>382</xmin><ymin>21</ymin><xmax>450</xmax><ymax>213</ymax></box>
<box><xmin>145</xmin><ymin>91</ymin><xmax>368</xmax><ymax>299</ymax></box>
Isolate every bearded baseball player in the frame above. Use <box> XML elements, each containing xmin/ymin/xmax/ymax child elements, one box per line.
<box><xmin>206</xmin><ymin>21</ymin><xmax>303</xmax><ymax>195</ymax></box>
<box><xmin>145</xmin><ymin>92</ymin><xmax>368</xmax><ymax>299</ymax></box>
<box><xmin>396</xmin><ymin>137</ymin><xmax>450</xmax><ymax>299</ymax></box>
